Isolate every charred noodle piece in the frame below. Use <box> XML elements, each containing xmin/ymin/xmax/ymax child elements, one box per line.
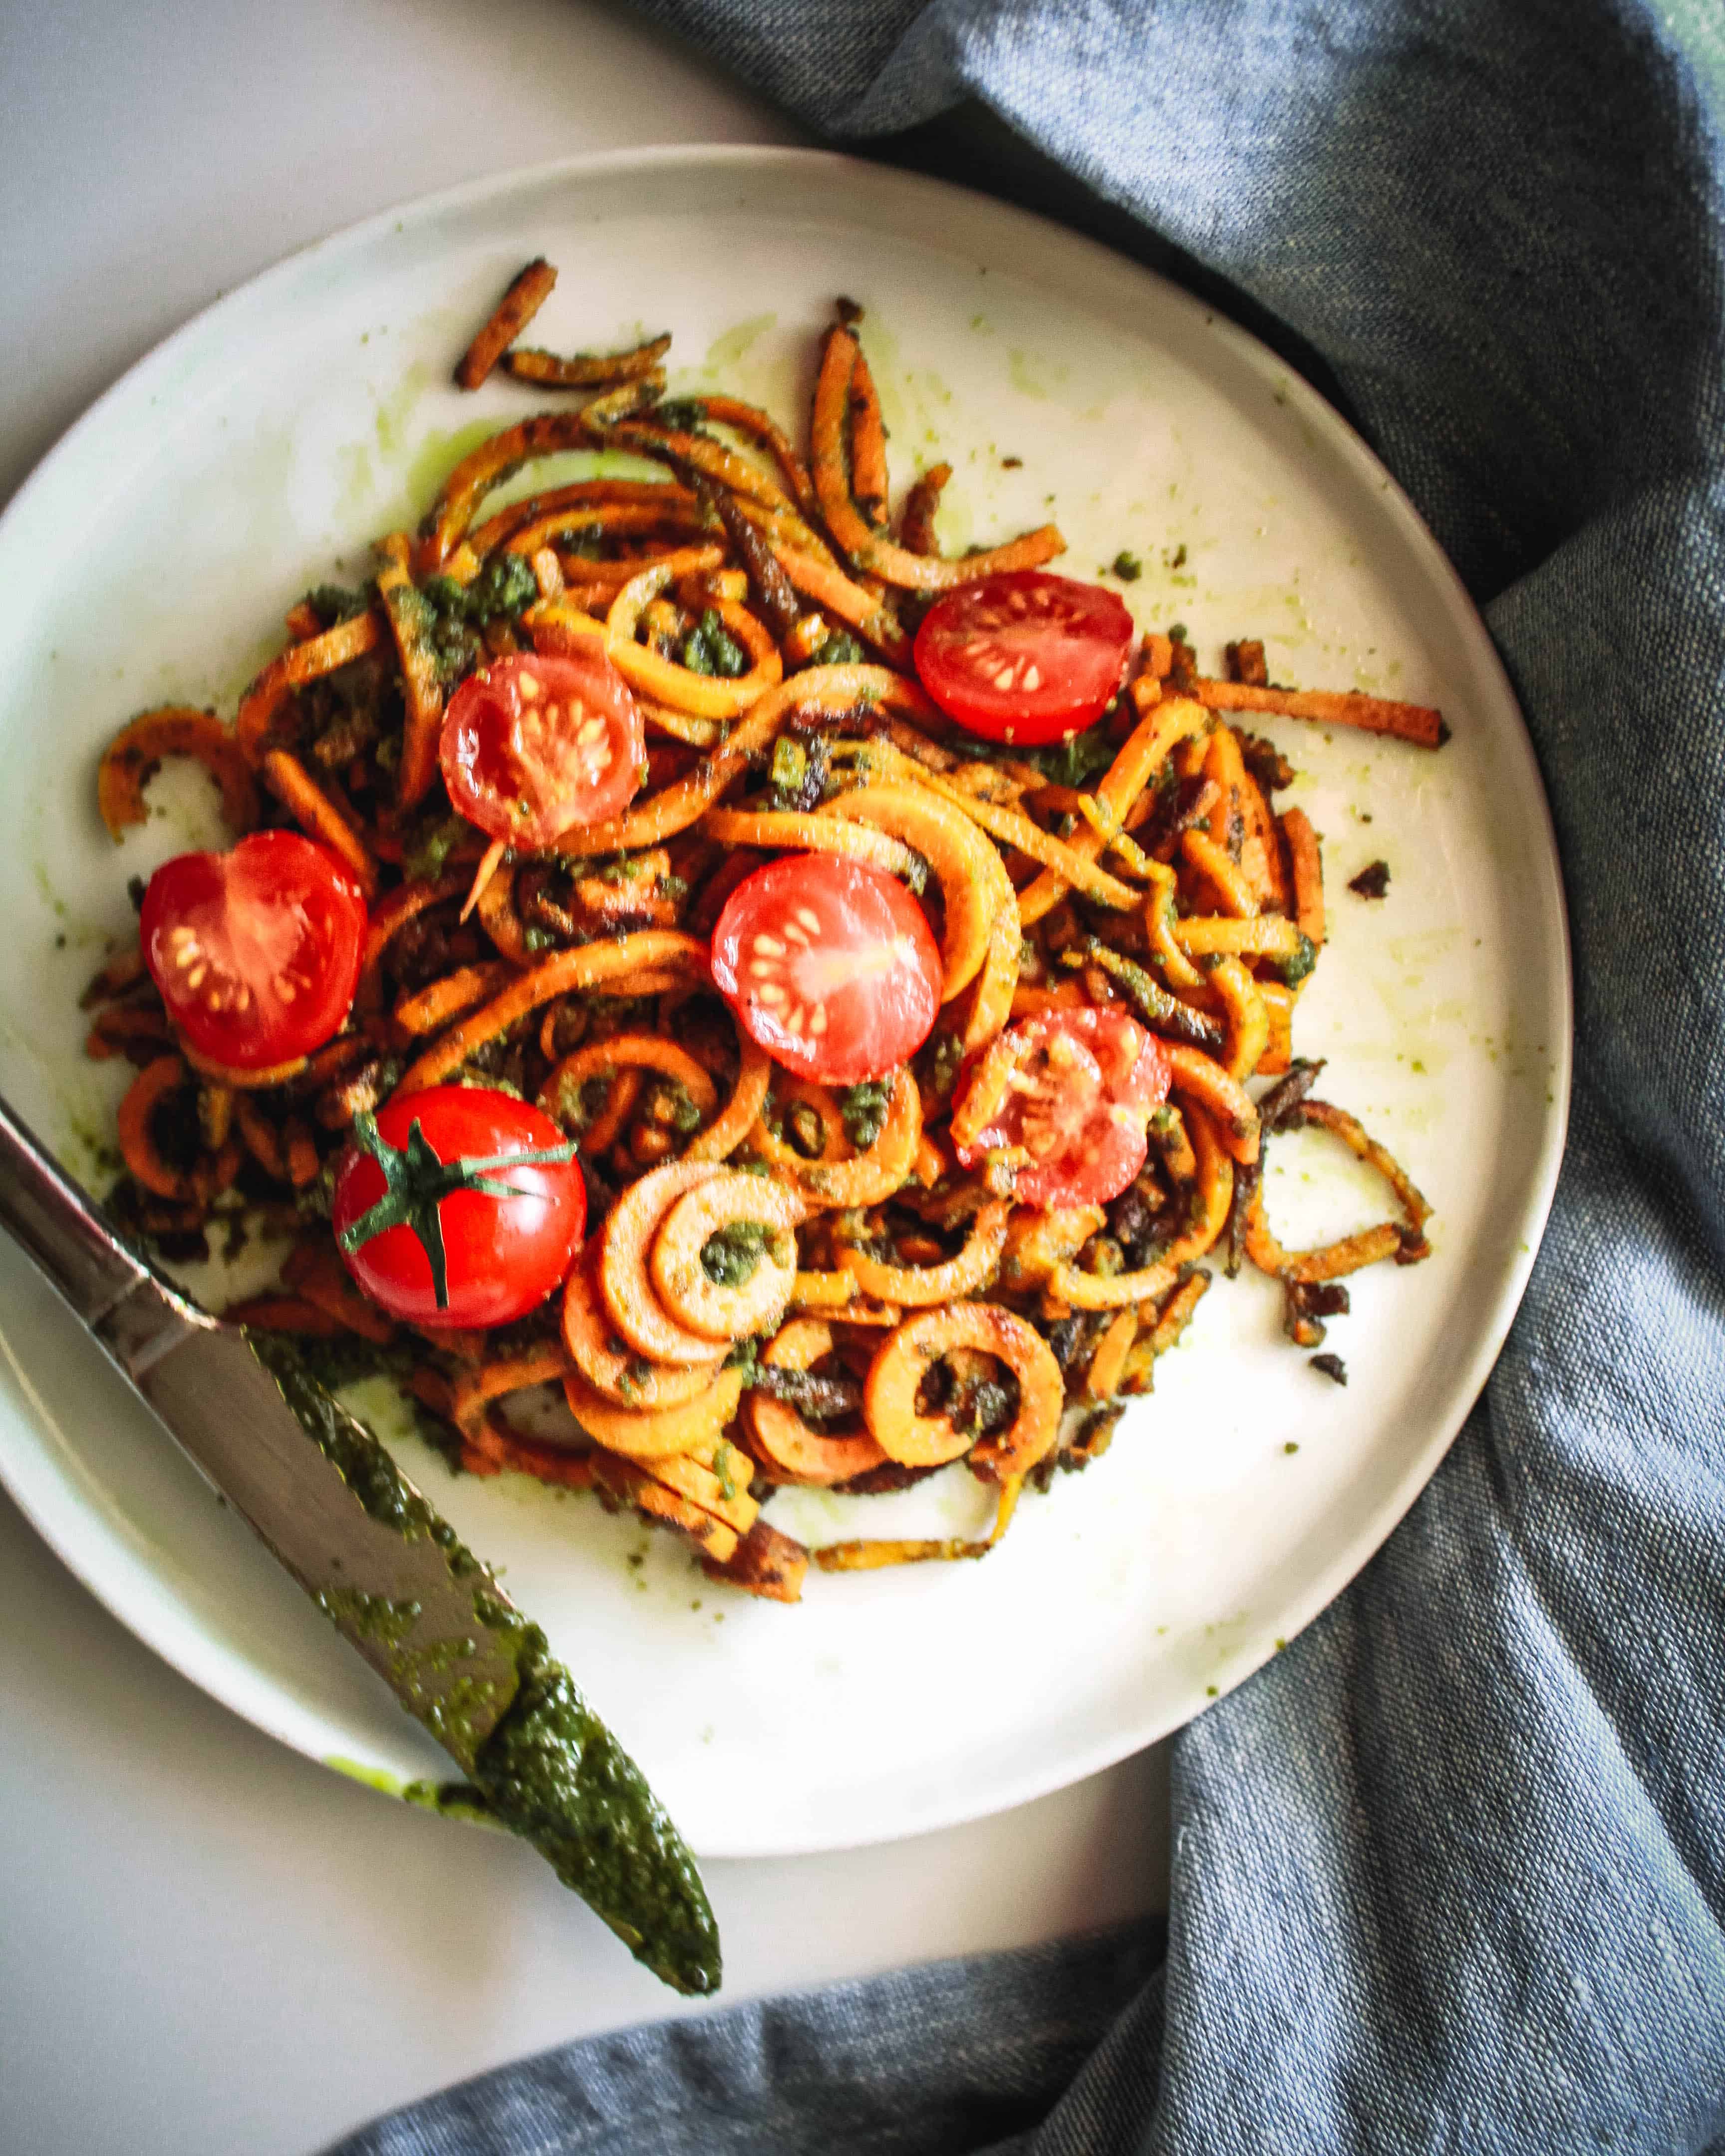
<box><xmin>748</xmin><ymin>1078</ymin><xmax>852</xmax><ymax>1171</ymax></box>
<box><xmin>376</xmin><ymin>534</ymin><xmax>447</xmax><ymax>808</ymax></box>
<box><xmin>503</xmin><ymin>331</ymin><xmax>672</xmax><ymax>390</ymax></box>
<box><xmin>819</xmin><ymin>783</ymin><xmax>998</xmax><ymax>1003</ymax></box>
<box><xmin>760</xmin><ymin>534</ymin><xmax>910</xmax><ymax>663</ymax></box>
<box><xmin>745</xmin><ymin>1318</ymin><xmax>888</xmax><ymax>1485</ymax></box>
<box><xmin>848</xmin><ymin>344</ymin><xmax>890</xmax><ymax>526</ymax></box>
<box><xmin>420</xmin><ymin>412</ymin><xmax>606</xmax><ymax>571</ymax></box>
<box><xmin>98</xmin><ymin>708</ymin><xmax>259</xmax><ymax>839</ymax></box>
<box><xmin>700</xmin><ymin>807</ymin><xmax>920</xmax><ymax>882</ymax></box>
<box><xmin>236</xmin><ymin>612</ymin><xmax>383</xmax><ymax>763</ymax></box>
<box><xmin>606</xmin><ymin>567</ymin><xmax>783</xmax><ymax>719</ymax></box>
<box><xmin>1194</xmin><ymin>677</ymin><xmax>1445</xmax><ymax>751</ymax></box>
<box><xmin>562</xmin><ymin>1240</ymin><xmax>719</xmax><ymax>1409</ymax></box>
<box><xmin>567</xmin><ymin>1366</ymin><xmax>746</xmax><ymax>1462</ymax></box>
<box><xmin>1046</xmin><ymin>1102</ymin><xmax>1235</xmax><ymax>1312</ymax></box>
<box><xmin>701</xmin><ymin>482</ymin><xmax>804</xmax><ymax>639</ymax></box>
<box><xmin>999</xmin><ymin>1203</ymin><xmax>1107</xmax><ymax>1291</ymax></box>
<box><xmin>282</xmin><ymin>1240</ymin><xmax>397</xmax><ymax>1345</ymax></box>
<box><xmin>600</xmin><ymin>1160</ymin><xmax>731</xmax><ymax>1365</ymax></box>
<box><xmin>391</xmin><ymin>960</ymin><xmax>512</xmax><ymax>1036</ymax></box>
<box><xmin>1062</xmin><ymin>941</ymin><xmax>1225</xmax><ymax>1052</ymax></box>
<box><xmin>703</xmin><ymin>1519</ymin><xmax>811</xmax><ymax>1603</ymax></box>
<box><xmin>504</xmin><ymin>499</ymin><xmax>708</xmax><ymax>560</ymax></box>
<box><xmin>607</xmin><ymin>420</ymin><xmax>795</xmax><ymax>516</ymax></box>
<box><xmin>118</xmin><ymin>1055</ymin><xmax>240</xmax><ymax>1203</ymax></box>
<box><xmin>651</xmin><ymin>1173</ymin><xmax>806</xmax><ymax>1342</ymax></box>
<box><xmin>864</xmin><ymin>1303</ymin><xmax>1064</xmax><ymax>1476</ymax></box>
<box><xmin>685</xmin><ymin>1035</ymin><xmax>773</xmax><ymax>1164</ymax></box>
<box><xmin>454</xmin><ymin>259</ymin><xmax>559</xmax><ymax>390</ymax></box>
<box><xmin>357</xmin><ymin>872</ymin><xmax>468</xmax><ymax>1010</ymax></box>
<box><xmin>1017</xmin><ymin>692</ymin><xmax>1210</xmax><ymax>926</ymax></box>
<box><xmin>1245</xmin><ymin>1099</ymin><xmax>1433</xmax><ymax>1283</ymax></box>
<box><xmin>540</xmin><ymin>1035</ymin><xmax>717</xmax><ymax>1139</ymax></box>
<box><xmin>759</xmin><ymin>1069</ymin><xmax>922</xmax><ymax>1210</ymax></box>
<box><xmin>448</xmin><ymin>1344</ymin><xmax>575</xmax><ymax>1436</ymax></box>
<box><xmin>1280</xmin><ymin>808</ymin><xmax>1326</xmax><ymax>948</ymax></box>
<box><xmin>811</xmin><ymin>324</ymin><xmax>1065</xmax><ymax>590</ymax></box>
<box><xmin>469</xmin><ymin>477</ymin><xmax>698</xmax><ymax>557</ymax></box>
<box><xmin>839</xmin><ymin>1201</ymin><xmax>1009</xmax><ymax>1307</ymax></box>
<box><xmin>631</xmin><ymin>1444</ymin><xmax>759</xmax><ymax>1539</ymax></box>
<box><xmin>540</xmin><ymin>663</ymin><xmax>925</xmax><ymax>858</ymax></box>
<box><xmin>587</xmin><ymin>1448</ymin><xmax>739</xmax><ymax>1564</ymax></box>
<box><xmin>1165</xmin><ymin>1042</ymin><xmax>1261</xmax><ymax>1166</ymax></box>
<box><xmin>260</xmin><ymin>751</ymin><xmax>379</xmax><ymax>899</ymax></box>
<box><xmin>393</xmin><ymin>931</ymin><xmax>707</xmax><ymax>1095</ymax></box>
<box><xmin>812</xmin><ymin>1474</ymin><xmax>1024</xmax><ymax>1574</ymax></box>
<box><xmin>898</xmin><ymin>463</ymin><xmax>950</xmax><ymax>556</ymax></box>
<box><xmin>221</xmin><ymin>1293</ymin><xmax>345</xmax><ymax>1336</ymax></box>
<box><xmin>697</xmin><ymin>395</ymin><xmax>821</xmax><ymax>522</ymax></box>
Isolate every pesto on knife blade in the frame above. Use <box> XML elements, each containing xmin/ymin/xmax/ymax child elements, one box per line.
<box><xmin>249</xmin><ymin>1335</ymin><xmax>721</xmax><ymax>1995</ymax></box>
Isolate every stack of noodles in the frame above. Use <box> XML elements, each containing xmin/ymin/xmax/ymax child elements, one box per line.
<box><xmin>86</xmin><ymin>279</ymin><xmax>1434</xmax><ymax>1602</ymax></box>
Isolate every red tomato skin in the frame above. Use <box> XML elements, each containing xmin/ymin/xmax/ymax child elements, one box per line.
<box><xmin>140</xmin><ymin>831</ymin><xmax>366</xmax><ymax>1072</ymax></box>
<box><xmin>953</xmin><ymin>1006</ymin><xmax>1169</xmax><ymax>1208</ymax></box>
<box><xmin>913</xmin><ymin>570</ymin><xmax>1135</xmax><ymax>747</ymax></box>
<box><xmin>440</xmin><ymin>650</ymin><xmax>646</xmax><ymax>848</ymax></box>
<box><xmin>709</xmin><ymin>853</ymin><xmax>942</xmax><ymax>1085</ymax></box>
<box><xmin>332</xmin><ymin>1087</ymin><xmax>585</xmax><ymax>1331</ymax></box>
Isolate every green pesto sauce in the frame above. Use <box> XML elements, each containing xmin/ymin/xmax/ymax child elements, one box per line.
<box><xmin>248</xmin><ymin>1336</ymin><xmax>720</xmax><ymax>1995</ymax></box>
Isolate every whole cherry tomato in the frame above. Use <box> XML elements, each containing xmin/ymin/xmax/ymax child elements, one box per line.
<box><xmin>332</xmin><ymin>1086</ymin><xmax>586</xmax><ymax>1330</ymax></box>
<box><xmin>913</xmin><ymin>569</ymin><xmax>1135</xmax><ymax>746</ymax></box>
<box><xmin>709</xmin><ymin>852</ymin><xmax>942</xmax><ymax>1085</ymax></box>
<box><xmin>140</xmin><ymin>830</ymin><xmax>367</xmax><ymax>1072</ymax></box>
<box><xmin>440</xmin><ymin>649</ymin><xmax>646</xmax><ymax>848</ymax></box>
<box><xmin>952</xmin><ymin>1006</ymin><xmax>1169</xmax><ymax>1207</ymax></box>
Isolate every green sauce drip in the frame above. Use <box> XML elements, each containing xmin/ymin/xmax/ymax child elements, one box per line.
<box><xmin>247</xmin><ymin>1335</ymin><xmax>721</xmax><ymax>1995</ymax></box>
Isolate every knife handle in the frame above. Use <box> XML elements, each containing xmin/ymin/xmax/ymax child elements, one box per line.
<box><xmin>0</xmin><ymin>1090</ymin><xmax>162</xmax><ymax>1330</ymax></box>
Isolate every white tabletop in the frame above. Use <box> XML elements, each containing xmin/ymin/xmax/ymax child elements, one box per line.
<box><xmin>0</xmin><ymin>5</ymin><xmax>1168</xmax><ymax>2151</ymax></box>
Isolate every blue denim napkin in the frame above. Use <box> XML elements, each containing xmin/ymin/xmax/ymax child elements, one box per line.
<box><xmin>332</xmin><ymin>2</ymin><xmax>1725</xmax><ymax>2147</ymax></box>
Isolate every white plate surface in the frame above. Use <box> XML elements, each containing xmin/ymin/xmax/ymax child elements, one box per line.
<box><xmin>0</xmin><ymin>147</ymin><xmax>1569</xmax><ymax>1858</ymax></box>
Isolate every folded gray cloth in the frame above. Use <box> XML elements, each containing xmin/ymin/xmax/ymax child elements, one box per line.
<box><xmin>332</xmin><ymin>1</ymin><xmax>1725</xmax><ymax>2146</ymax></box>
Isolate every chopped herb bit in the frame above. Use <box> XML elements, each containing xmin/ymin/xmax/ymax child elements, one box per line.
<box><xmin>304</xmin><ymin>582</ymin><xmax>369</xmax><ymax>627</ymax></box>
<box><xmin>681</xmin><ymin>609</ymin><xmax>749</xmax><ymax>679</ymax></box>
<box><xmin>838</xmin><ymin>1078</ymin><xmax>891</xmax><ymax>1149</ymax></box>
<box><xmin>769</xmin><ymin>738</ymin><xmax>808</xmax><ymax>795</ymax></box>
<box><xmin>1110</xmin><ymin>550</ymin><xmax>1143</xmax><ymax>581</ymax></box>
<box><xmin>812</xmin><ymin>628</ymin><xmax>866</xmax><ymax>668</ymax></box>
<box><xmin>701</xmin><ymin>1219</ymin><xmax>773</xmax><ymax>1288</ymax></box>
<box><xmin>1348</xmin><ymin>860</ymin><xmax>1391</xmax><ymax>900</ymax></box>
<box><xmin>1272</xmin><ymin>931</ymin><xmax>1320</xmax><ymax>989</ymax></box>
<box><xmin>1311</xmin><ymin>1353</ymin><xmax>1348</xmax><ymax>1385</ymax></box>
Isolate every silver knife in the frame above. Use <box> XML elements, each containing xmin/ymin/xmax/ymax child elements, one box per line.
<box><xmin>0</xmin><ymin>1089</ymin><xmax>720</xmax><ymax>1994</ymax></box>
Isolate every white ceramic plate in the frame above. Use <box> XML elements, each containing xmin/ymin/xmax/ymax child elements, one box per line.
<box><xmin>0</xmin><ymin>147</ymin><xmax>1569</xmax><ymax>1859</ymax></box>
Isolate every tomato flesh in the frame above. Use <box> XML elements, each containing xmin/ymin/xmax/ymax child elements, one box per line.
<box><xmin>140</xmin><ymin>830</ymin><xmax>367</xmax><ymax>1072</ymax></box>
<box><xmin>709</xmin><ymin>853</ymin><xmax>942</xmax><ymax>1085</ymax></box>
<box><xmin>913</xmin><ymin>570</ymin><xmax>1135</xmax><ymax>746</ymax></box>
<box><xmin>332</xmin><ymin>1086</ymin><xmax>585</xmax><ymax>1330</ymax></box>
<box><xmin>441</xmin><ymin>650</ymin><xmax>646</xmax><ymax>848</ymax></box>
<box><xmin>953</xmin><ymin>1006</ymin><xmax>1169</xmax><ymax>1207</ymax></box>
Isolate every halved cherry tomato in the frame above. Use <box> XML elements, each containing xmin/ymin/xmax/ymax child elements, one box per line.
<box><xmin>709</xmin><ymin>853</ymin><xmax>941</xmax><ymax>1085</ymax></box>
<box><xmin>440</xmin><ymin>650</ymin><xmax>646</xmax><ymax>847</ymax></box>
<box><xmin>140</xmin><ymin>830</ymin><xmax>367</xmax><ymax>1072</ymax></box>
<box><xmin>952</xmin><ymin>1006</ymin><xmax>1169</xmax><ymax>1207</ymax></box>
<box><xmin>332</xmin><ymin>1086</ymin><xmax>585</xmax><ymax>1330</ymax></box>
<box><xmin>913</xmin><ymin>569</ymin><xmax>1135</xmax><ymax>746</ymax></box>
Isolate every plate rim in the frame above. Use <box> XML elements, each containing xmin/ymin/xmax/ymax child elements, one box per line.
<box><xmin>0</xmin><ymin>140</ymin><xmax>1574</xmax><ymax>1855</ymax></box>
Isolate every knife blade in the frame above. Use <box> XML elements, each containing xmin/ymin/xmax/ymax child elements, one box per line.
<box><xmin>0</xmin><ymin>1090</ymin><xmax>720</xmax><ymax>1994</ymax></box>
